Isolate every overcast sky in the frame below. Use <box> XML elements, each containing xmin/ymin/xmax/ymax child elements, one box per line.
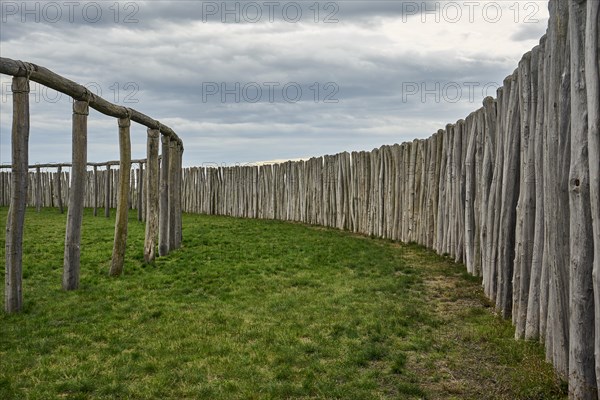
<box><xmin>0</xmin><ymin>0</ymin><xmax>549</xmax><ymax>167</ymax></box>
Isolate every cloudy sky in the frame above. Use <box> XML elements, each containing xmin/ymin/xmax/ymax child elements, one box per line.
<box><xmin>0</xmin><ymin>0</ymin><xmax>549</xmax><ymax>167</ymax></box>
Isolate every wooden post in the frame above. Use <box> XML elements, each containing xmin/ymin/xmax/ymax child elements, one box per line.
<box><xmin>137</xmin><ymin>162</ymin><xmax>143</xmax><ymax>221</ymax></box>
<box><xmin>525</xmin><ymin>37</ymin><xmax>547</xmax><ymax>341</ymax></box>
<box><xmin>104</xmin><ymin>165</ymin><xmax>111</xmax><ymax>218</ymax></box>
<box><xmin>93</xmin><ymin>165</ymin><xmax>98</xmax><ymax>216</ymax></box>
<box><xmin>567</xmin><ymin>1</ymin><xmax>596</xmax><ymax>397</ymax></box>
<box><xmin>585</xmin><ymin>0</ymin><xmax>600</xmax><ymax>391</ymax></box>
<box><xmin>109</xmin><ymin>117</ymin><xmax>131</xmax><ymax>276</ymax></box>
<box><xmin>168</xmin><ymin>139</ymin><xmax>177</xmax><ymax>250</ymax></box>
<box><xmin>175</xmin><ymin>142</ymin><xmax>183</xmax><ymax>248</ymax></box>
<box><xmin>513</xmin><ymin>51</ymin><xmax>536</xmax><ymax>339</ymax></box>
<box><xmin>5</xmin><ymin>76</ymin><xmax>30</xmax><ymax>313</ymax></box>
<box><xmin>159</xmin><ymin>134</ymin><xmax>170</xmax><ymax>256</ymax></box>
<box><xmin>35</xmin><ymin>166</ymin><xmax>41</xmax><ymax>212</ymax></box>
<box><xmin>144</xmin><ymin>129</ymin><xmax>160</xmax><ymax>262</ymax></box>
<box><xmin>544</xmin><ymin>0</ymin><xmax>571</xmax><ymax>376</ymax></box>
<box><xmin>56</xmin><ymin>165</ymin><xmax>64</xmax><ymax>214</ymax></box>
<box><xmin>62</xmin><ymin>100</ymin><xmax>88</xmax><ymax>290</ymax></box>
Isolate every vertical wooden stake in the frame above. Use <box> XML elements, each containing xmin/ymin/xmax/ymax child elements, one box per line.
<box><xmin>93</xmin><ymin>165</ymin><xmax>98</xmax><ymax>216</ymax></box>
<box><xmin>159</xmin><ymin>134</ymin><xmax>170</xmax><ymax>256</ymax></box>
<box><xmin>5</xmin><ymin>76</ymin><xmax>30</xmax><ymax>313</ymax></box>
<box><xmin>584</xmin><ymin>0</ymin><xmax>600</xmax><ymax>391</ymax></box>
<box><xmin>168</xmin><ymin>139</ymin><xmax>177</xmax><ymax>250</ymax></box>
<box><xmin>174</xmin><ymin>142</ymin><xmax>183</xmax><ymax>249</ymax></box>
<box><xmin>57</xmin><ymin>165</ymin><xmax>64</xmax><ymax>214</ymax></box>
<box><xmin>144</xmin><ymin>129</ymin><xmax>160</xmax><ymax>262</ymax></box>
<box><xmin>567</xmin><ymin>1</ymin><xmax>596</xmax><ymax>397</ymax></box>
<box><xmin>109</xmin><ymin>117</ymin><xmax>131</xmax><ymax>277</ymax></box>
<box><xmin>62</xmin><ymin>100</ymin><xmax>88</xmax><ymax>290</ymax></box>
<box><xmin>137</xmin><ymin>162</ymin><xmax>144</xmax><ymax>222</ymax></box>
<box><xmin>35</xmin><ymin>166</ymin><xmax>41</xmax><ymax>212</ymax></box>
<box><xmin>104</xmin><ymin>165</ymin><xmax>111</xmax><ymax>218</ymax></box>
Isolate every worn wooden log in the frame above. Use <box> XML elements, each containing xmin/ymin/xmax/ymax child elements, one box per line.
<box><xmin>526</xmin><ymin>36</ymin><xmax>547</xmax><ymax>341</ymax></box>
<box><xmin>168</xmin><ymin>140</ymin><xmax>177</xmax><ymax>250</ymax></box>
<box><xmin>4</xmin><ymin>76</ymin><xmax>29</xmax><ymax>313</ymax></box>
<box><xmin>495</xmin><ymin>71</ymin><xmax>521</xmax><ymax>319</ymax></box>
<box><xmin>159</xmin><ymin>135</ymin><xmax>170</xmax><ymax>256</ymax></box>
<box><xmin>513</xmin><ymin>51</ymin><xmax>536</xmax><ymax>338</ymax></box>
<box><xmin>144</xmin><ymin>129</ymin><xmax>160</xmax><ymax>263</ymax></box>
<box><xmin>137</xmin><ymin>162</ymin><xmax>144</xmax><ymax>221</ymax></box>
<box><xmin>584</xmin><ymin>0</ymin><xmax>600</xmax><ymax>392</ymax></box>
<box><xmin>35</xmin><ymin>166</ymin><xmax>41</xmax><ymax>212</ymax></box>
<box><xmin>0</xmin><ymin>57</ymin><xmax>181</xmax><ymax>145</ymax></box>
<box><xmin>173</xmin><ymin>142</ymin><xmax>183</xmax><ymax>249</ymax></box>
<box><xmin>104</xmin><ymin>165</ymin><xmax>111</xmax><ymax>217</ymax></box>
<box><xmin>109</xmin><ymin>117</ymin><xmax>132</xmax><ymax>277</ymax></box>
<box><xmin>544</xmin><ymin>0</ymin><xmax>571</xmax><ymax>376</ymax></box>
<box><xmin>487</xmin><ymin>87</ymin><xmax>504</xmax><ymax>304</ymax></box>
<box><xmin>56</xmin><ymin>165</ymin><xmax>64</xmax><ymax>214</ymax></box>
<box><xmin>92</xmin><ymin>166</ymin><xmax>98</xmax><ymax>216</ymax></box>
<box><xmin>62</xmin><ymin>100</ymin><xmax>88</xmax><ymax>290</ymax></box>
<box><xmin>567</xmin><ymin>1</ymin><xmax>596</xmax><ymax>397</ymax></box>
<box><xmin>0</xmin><ymin>159</ymin><xmax>148</xmax><ymax>170</ymax></box>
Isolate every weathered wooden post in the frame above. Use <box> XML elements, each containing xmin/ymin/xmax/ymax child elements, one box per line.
<box><xmin>567</xmin><ymin>1</ymin><xmax>596</xmax><ymax>397</ymax></box>
<box><xmin>585</xmin><ymin>0</ymin><xmax>600</xmax><ymax>391</ymax></box>
<box><xmin>109</xmin><ymin>116</ymin><xmax>132</xmax><ymax>276</ymax></box>
<box><xmin>56</xmin><ymin>165</ymin><xmax>64</xmax><ymax>214</ymax></box>
<box><xmin>62</xmin><ymin>99</ymin><xmax>88</xmax><ymax>290</ymax></box>
<box><xmin>93</xmin><ymin>165</ymin><xmax>98</xmax><ymax>216</ymax></box>
<box><xmin>174</xmin><ymin>141</ymin><xmax>183</xmax><ymax>249</ymax></box>
<box><xmin>525</xmin><ymin>38</ymin><xmax>547</xmax><ymax>342</ymax></box>
<box><xmin>5</xmin><ymin>76</ymin><xmax>30</xmax><ymax>313</ymax></box>
<box><xmin>104</xmin><ymin>164</ymin><xmax>111</xmax><ymax>218</ymax></box>
<box><xmin>543</xmin><ymin>0</ymin><xmax>571</xmax><ymax>376</ymax></box>
<box><xmin>35</xmin><ymin>166</ymin><xmax>41</xmax><ymax>212</ymax></box>
<box><xmin>137</xmin><ymin>162</ymin><xmax>144</xmax><ymax>221</ymax></box>
<box><xmin>513</xmin><ymin>51</ymin><xmax>536</xmax><ymax>339</ymax></box>
<box><xmin>168</xmin><ymin>139</ymin><xmax>177</xmax><ymax>250</ymax></box>
<box><xmin>144</xmin><ymin>128</ymin><xmax>160</xmax><ymax>262</ymax></box>
<box><xmin>159</xmin><ymin>134</ymin><xmax>170</xmax><ymax>256</ymax></box>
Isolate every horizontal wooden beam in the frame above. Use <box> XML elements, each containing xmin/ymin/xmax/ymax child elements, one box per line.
<box><xmin>0</xmin><ymin>158</ymin><xmax>160</xmax><ymax>169</ymax></box>
<box><xmin>0</xmin><ymin>57</ymin><xmax>183</xmax><ymax>148</ymax></box>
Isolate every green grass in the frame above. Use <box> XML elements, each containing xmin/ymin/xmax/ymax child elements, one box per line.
<box><xmin>0</xmin><ymin>207</ymin><xmax>567</xmax><ymax>399</ymax></box>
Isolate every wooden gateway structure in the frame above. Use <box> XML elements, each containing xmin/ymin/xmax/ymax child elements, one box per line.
<box><xmin>0</xmin><ymin>57</ymin><xmax>184</xmax><ymax>313</ymax></box>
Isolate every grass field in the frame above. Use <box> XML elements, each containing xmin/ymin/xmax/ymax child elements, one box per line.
<box><xmin>0</xmin><ymin>208</ymin><xmax>567</xmax><ymax>399</ymax></box>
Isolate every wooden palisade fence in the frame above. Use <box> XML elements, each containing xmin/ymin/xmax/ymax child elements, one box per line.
<box><xmin>177</xmin><ymin>2</ymin><xmax>596</xmax><ymax>395</ymax></box>
<box><xmin>0</xmin><ymin>57</ymin><xmax>184</xmax><ymax>313</ymax></box>
<box><xmin>0</xmin><ymin>0</ymin><xmax>598</xmax><ymax>397</ymax></box>
<box><xmin>179</xmin><ymin>1</ymin><xmax>597</xmax><ymax>397</ymax></box>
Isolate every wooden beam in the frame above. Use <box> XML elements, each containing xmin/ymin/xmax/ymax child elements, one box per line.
<box><xmin>0</xmin><ymin>57</ymin><xmax>182</xmax><ymax>145</ymax></box>
<box><xmin>104</xmin><ymin>165</ymin><xmax>111</xmax><ymax>218</ymax></box>
<box><xmin>585</xmin><ymin>0</ymin><xmax>600</xmax><ymax>392</ymax></box>
<box><xmin>159</xmin><ymin>135</ymin><xmax>170</xmax><ymax>256</ymax></box>
<box><xmin>144</xmin><ymin>129</ymin><xmax>160</xmax><ymax>263</ymax></box>
<box><xmin>62</xmin><ymin>100</ymin><xmax>88</xmax><ymax>290</ymax></box>
<box><xmin>109</xmin><ymin>117</ymin><xmax>132</xmax><ymax>277</ymax></box>
<box><xmin>5</xmin><ymin>76</ymin><xmax>29</xmax><ymax>313</ymax></box>
<box><xmin>567</xmin><ymin>1</ymin><xmax>596</xmax><ymax>397</ymax></box>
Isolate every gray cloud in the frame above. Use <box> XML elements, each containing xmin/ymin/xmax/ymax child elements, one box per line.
<box><xmin>1</xmin><ymin>1</ymin><xmax>548</xmax><ymax>166</ymax></box>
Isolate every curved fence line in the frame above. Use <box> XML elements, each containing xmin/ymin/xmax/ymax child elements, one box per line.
<box><xmin>178</xmin><ymin>1</ymin><xmax>597</xmax><ymax>397</ymax></box>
